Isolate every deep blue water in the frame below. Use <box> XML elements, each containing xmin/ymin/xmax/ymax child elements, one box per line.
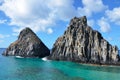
<box><xmin>0</xmin><ymin>48</ymin><xmax>120</xmax><ymax>80</ymax></box>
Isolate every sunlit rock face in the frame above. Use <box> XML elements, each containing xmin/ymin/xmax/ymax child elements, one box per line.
<box><xmin>50</xmin><ymin>16</ymin><xmax>119</xmax><ymax>64</ymax></box>
<box><xmin>3</xmin><ymin>27</ymin><xmax>50</xmax><ymax>58</ymax></box>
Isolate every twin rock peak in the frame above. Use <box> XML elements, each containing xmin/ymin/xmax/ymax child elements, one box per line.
<box><xmin>3</xmin><ymin>16</ymin><xmax>119</xmax><ymax>65</ymax></box>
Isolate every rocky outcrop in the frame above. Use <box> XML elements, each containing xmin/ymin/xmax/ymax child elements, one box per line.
<box><xmin>2</xmin><ymin>27</ymin><xmax>50</xmax><ymax>58</ymax></box>
<box><xmin>50</xmin><ymin>16</ymin><xmax>119</xmax><ymax>64</ymax></box>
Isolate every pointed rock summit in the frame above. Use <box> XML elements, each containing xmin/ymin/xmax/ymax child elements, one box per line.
<box><xmin>3</xmin><ymin>27</ymin><xmax>50</xmax><ymax>57</ymax></box>
<box><xmin>50</xmin><ymin>16</ymin><xmax>119</xmax><ymax>64</ymax></box>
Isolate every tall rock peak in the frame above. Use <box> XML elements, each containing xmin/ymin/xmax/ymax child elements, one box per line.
<box><xmin>50</xmin><ymin>16</ymin><xmax>119</xmax><ymax>65</ymax></box>
<box><xmin>3</xmin><ymin>27</ymin><xmax>50</xmax><ymax>58</ymax></box>
<box><xmin>19</xmin><ymin>27</ymin><xmax>34</xmax><ymax>38</ymax></box>
<box><xmin>70</xmin><ymin>16</ymin><xmax>87</xmax><ymax>27</ymax></box>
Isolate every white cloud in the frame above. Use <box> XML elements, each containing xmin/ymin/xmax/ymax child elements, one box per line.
<box><xmin>0</xmin><ymin>34</ymin><xmax>4</xmax><ymax>38</ymax></box>
<box><xmin>87</xmin><ymin>19</ymin><xmax>95</xmax><ymax>27</ymax></box>
<box><xmin>0</xmin><ymin>0</ymin><xmax>4</xmax><ymax>4</ymax></box>
<box><xmin>98</xmin><ymin>17</ymin><xmax>110</xmax><ymax>32</ymax></box>
<box><xmin>0</xmin><ymin>0</ymin><xmax>108</xmax><ymax>35</ymax></box>
<box><xmin>77</xmin><ymin>0</ymin><xmax>107</xmax><ymax>17</ymax></box>
<box><xmin>0</xmin><ymin>0</ymin><xmax>108</xmax><ymax>34</ymax></box>
<box><xmin>0</xmin><ymin>40</ymin><xmax>4</xmax><ymax>43</ymax></box>
<box><xmin>0</xmin><ymin>19</ymin><xmax>7</xmax><ymax>24</ymax></box>
<box><xmin>107</xmin><ymin>37</ymin><xmax>112</xmax><ymax>41</ymax></box>
<box><xmin>0</xmin><ymin>34</ymin><xmax>10</xmax><ymax>38</ymax></box>
<box><xmin>12</xmin><ymin>33</ymin><xmax>18</xmax><ymax>36</ymax></box>
<box><xmin>106</xmin><ymin>7</ymin><xmax>120</xmax><ymax>25</ymax></box>
<box><xmin>47</xmin><ymin>28</ymin><xmax>53</xmax><ymax>34</ymax></box>
<box><xmin>0</xmin><ymin>0</ymin><xmax>77</xmax><ymax>34</ymax></box>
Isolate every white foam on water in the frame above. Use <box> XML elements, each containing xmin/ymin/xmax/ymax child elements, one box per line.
<box><xmin>42</xmin><ymin>57</ymin><xmax>50</xmax><ymax>61</ymax></box>
<box><xmin>15</xmin><ymin>56</ymin><xmax>24</xmax><ymax>58</ymax></box>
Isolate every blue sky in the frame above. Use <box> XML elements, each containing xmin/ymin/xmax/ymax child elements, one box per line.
<box><xmin>0</xmin><ymin>0</ymin><xmax>120</xmax><ymax>49</ymax></box>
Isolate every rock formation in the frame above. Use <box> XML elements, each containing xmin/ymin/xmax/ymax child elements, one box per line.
<box><xmin>2</xmin><ymin>27</ymin><xmax>50</xmax><ymax>58</ymax></box>
<box><xmin>50</xmin><ymin>16</ymin><xmax>119</xmax><ymax>64</ymax></box>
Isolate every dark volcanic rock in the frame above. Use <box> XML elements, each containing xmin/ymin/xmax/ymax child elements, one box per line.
<box><xmin>50</xmin><ymin>16</ymin><xmax>119</xmax><ymax>64</ymax></box>
<box><xmin>2</xmin><ymin>27</ymin><xmax>50</xmax><ymax>58</ymax></box>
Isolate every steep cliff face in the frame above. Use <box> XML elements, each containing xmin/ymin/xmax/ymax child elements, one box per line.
<box><xmin>3</xmin><ymin>27</ymin><xmax>50</xmax><ymax>58</ymax></box>
<box><xmin>50</xmin><ymin>16</ymin><xmax>119</xmax><ymax>64</ymax></box>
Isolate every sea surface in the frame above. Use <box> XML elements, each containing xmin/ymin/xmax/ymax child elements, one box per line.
<box><xmin>0</xmin><ymin>49</ymin><xmax>120</xmax><ymax>80</ymax></box>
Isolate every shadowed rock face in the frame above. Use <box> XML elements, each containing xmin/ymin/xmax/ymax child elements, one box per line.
<box><xmin>3</xmin><ymin>27</ymin><xmax>50</xmax><ymax>58</ymax></box>
<box><xmin>50</xmin><ymin>16</ymin><xmax>119</xmax><ymax>64</ymax></box>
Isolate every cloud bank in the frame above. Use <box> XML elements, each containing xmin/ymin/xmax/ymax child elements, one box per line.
<box><xmin>78</xmin><ymin>0</ymin><xmax>107</xmax><ymax>17</ymax></box>
<box><xmin>0</xmin><ymin>0</ymin><xmax>77</xmax><ymax>34</ymax></box>
<box><xmin>0</xmin><ymin>0</ymin><xmax>109</xmax><ymax>34</ymax></box>
<box><xmin>106</xmin><ymin>7</ymin><xmax>120</xmax><ymax>25</ymax></box>
<box><xmin>0</xmin><ymin>34</ymin><xmax>10</xmax><ymax>38</ymax></box>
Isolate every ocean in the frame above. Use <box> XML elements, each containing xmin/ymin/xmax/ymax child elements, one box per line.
<box><xmin>0</xmin><ymin>49</ymin><xmax>120</xmax><ymax>80</ymax></box>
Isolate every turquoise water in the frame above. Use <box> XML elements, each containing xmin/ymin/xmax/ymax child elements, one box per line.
<box><xmin>0</xmin><ymin>50</ymin><xmax>120</xmax><ymax>80</ymax></box>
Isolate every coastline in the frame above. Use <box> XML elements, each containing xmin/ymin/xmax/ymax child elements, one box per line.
<box><xmin>47</xmin><ymin>57</ymin><xmax>120</xmax><ymax>67</ymax></box>
<box><xmin>2</xmin><ymin>54</ymin><xmax>120</xmax><ymax>67</ymax></box>
<box><xmin>79</xmin><ymin>62</ymin><xmax>120</xmax><ymax>67</ymax></box>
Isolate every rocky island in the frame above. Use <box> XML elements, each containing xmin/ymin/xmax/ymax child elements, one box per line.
<box><xmin>49</xmin><ymin>16</ymin><xmax>120</xmax><ymax>65</ymax></box>
<box><xmin>2</xmin><ymin>27</ymin><xmax>50</xmax><ymax>58</ymax></box>
<box><xmin>2</xmin><ymin>16</ymin><xmax>120</xmax><ymax>65</ymax></box>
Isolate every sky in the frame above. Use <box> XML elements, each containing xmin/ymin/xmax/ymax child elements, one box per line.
<box><xmin>0</xmin><ymin>0</ymin><xmax>120</xmax><ymax>49</ymax></box>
